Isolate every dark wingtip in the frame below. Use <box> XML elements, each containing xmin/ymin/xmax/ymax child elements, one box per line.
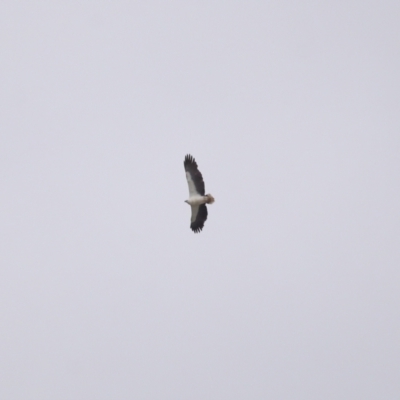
<box><xmin>190</xmin><ymin>224</ymin><xmax>203</xmax><ymax>233</ymax></box>
<box><xmin>184</xmin><ymin>154</ymin><xmax>197</xmax><ymax>167</ymax></box>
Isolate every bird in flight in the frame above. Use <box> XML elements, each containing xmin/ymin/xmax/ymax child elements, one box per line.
<box><xmin>184</xmin><ymin>154</ymin><xmax>215</xmax><ymax>233</ymax></box>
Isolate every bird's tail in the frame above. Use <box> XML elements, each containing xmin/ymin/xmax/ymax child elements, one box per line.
<box><xmin>205</xmin><ymin>194</ymin><xmax>215</xmax><ymax>204</ymax></box>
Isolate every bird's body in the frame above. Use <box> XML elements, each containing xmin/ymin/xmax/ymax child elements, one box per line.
<box><xmin>184</xmin><ymin>154</ymin><xmax>215</xmax><ymax>233</ymax></box>
<box><xmin>185</xmin><ymin>195</ymin><xmax>207</xmax><ymax>207</ymax></box>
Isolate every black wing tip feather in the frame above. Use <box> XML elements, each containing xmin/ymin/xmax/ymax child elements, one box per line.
<box><xmin>184</xmin><ymin>154</ymin><xmax>197</xmax><ymax>168</ymax></box>
<box><xmin>190</xmin><ymin>223</ymin><xmax>204</xmax><ymax>233</ymax></box>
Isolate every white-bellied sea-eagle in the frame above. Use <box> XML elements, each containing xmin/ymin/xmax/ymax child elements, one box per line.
<box><xmin>184</xmin><ymin>154</ymin><xmax>215</xmax><ymax>233</ymax></box>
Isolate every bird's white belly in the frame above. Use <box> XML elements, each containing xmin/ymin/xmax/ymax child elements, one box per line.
<box><xmin>186</xmin><ymin>195</ymin><xmax>206</xmax><ymax>206</ymax></box>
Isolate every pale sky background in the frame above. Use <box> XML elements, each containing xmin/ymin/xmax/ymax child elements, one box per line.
<box><xmin>1</xmin><ymin>1</ymin><xmax>399</xmax><ymax>399</ymax></box>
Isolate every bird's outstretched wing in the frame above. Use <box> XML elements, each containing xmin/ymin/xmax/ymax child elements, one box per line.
<box><xmin>190</xmin><ymin>204</ymin><xmax>208</xmax><ymax>233</ymax></box>
<box><xmin>184</xmin><ymin>154</ymin><xmax>205</xmax><ymax>196</ymax></box>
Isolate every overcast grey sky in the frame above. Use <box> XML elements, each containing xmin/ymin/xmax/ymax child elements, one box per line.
<box><xmin>1</xmin><ymin>1</ymin><xmax>399</xmax><ymax>399</ymax></box>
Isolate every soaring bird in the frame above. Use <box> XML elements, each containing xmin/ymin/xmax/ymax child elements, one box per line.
<box><xmin>184</xmin><ymin>154</ymin><xmax>215</xmax><ymax>233</ymax></box>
